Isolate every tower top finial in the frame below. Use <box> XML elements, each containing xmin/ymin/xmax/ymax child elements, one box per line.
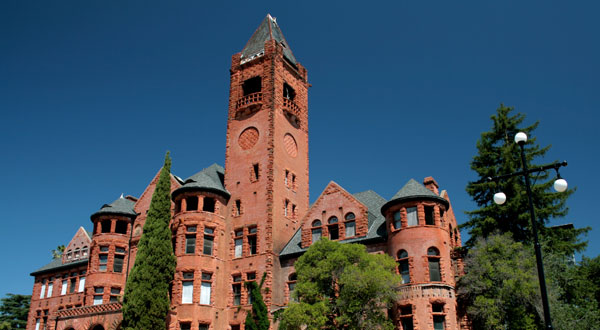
<box><xmin>241</xmin><ymin>14</ymin><xmax>297</xmax><ymax>65</ymax></box>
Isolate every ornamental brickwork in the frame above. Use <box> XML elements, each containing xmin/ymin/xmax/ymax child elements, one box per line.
<box><xmin>26</xmin><ymin>14</ymin><xmax>470</xmax><ymax>330</ymax></box>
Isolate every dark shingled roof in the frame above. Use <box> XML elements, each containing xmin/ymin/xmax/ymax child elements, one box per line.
<box><xmin>241</xmin><ymin>14</ymin><xmax>297</xmax><ymax>65</ymax></box>
<box><xmin>30</xmin><ymin>258</ymin><xmax>88</xmax><ymax>276</ymax></box>
<box><xmin>91</xmin><ymin>196</ymin><xmax>137</xmax><ymax>219</ymax></box>
<box><xmin>172</xmin><ymin>164</ymin><xmax>229</xmax><ymax>198</ymax></box>
<box><xmin>279</xmin><ymin>190</ymin><xmax>388</xmax><ymax>259</ymax></box>
<box><xmin>381</xmin><ymin>179</ymin><xmax>449</xmax><ymax>214</ymax></box>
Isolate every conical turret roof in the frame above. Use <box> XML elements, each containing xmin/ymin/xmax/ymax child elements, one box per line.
<box><xmin>241</xmin><ymin>14</ymin><xmax>297</xmax><ymax>65</ymax></box>
<box><xmin>381</xmin><ymin>179</ymin><xmax>449</xmax><ymax>214</ymax></box>
<box><xmin>172</xmin><ymin>163</ymin><xmax>229</xmax><ymax>198</ymax></box>
<box><xmin>91</xmin><ymin>195</ymin><xmax>137</xmax><ymax>219</ymax></box>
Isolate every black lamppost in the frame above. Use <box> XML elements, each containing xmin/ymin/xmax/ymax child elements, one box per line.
<box><xmin>485</xmin><ymin>132</ymin><xmax>568</xmax><ymax>330</ymax></box>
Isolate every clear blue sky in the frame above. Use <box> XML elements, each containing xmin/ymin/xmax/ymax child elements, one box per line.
<box><xmin>1</xmin><ymin>1</ymin><xmax>598</xmax><ymax>298</ymax></box>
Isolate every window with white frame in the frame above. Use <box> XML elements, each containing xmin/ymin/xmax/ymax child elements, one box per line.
<box><xmin>182</xmin><ymin>272</ymin><xmax>194</xmax><ymax>304</ymax></box>
<box><xmin>406</xmin><ymin>207</ymin><xmax>418</xmax><ymax>226</ymax></box>
<box><xmin>200</xmin><ymin>273</ymin><xmax>212</xmax><ymax>305</ymax></box>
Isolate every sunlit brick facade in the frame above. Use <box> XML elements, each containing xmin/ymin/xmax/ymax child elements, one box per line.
<box><xmin>26</xmin><ymin>15</ymin><xmax>469</xmax><ymax>330</ymax></box>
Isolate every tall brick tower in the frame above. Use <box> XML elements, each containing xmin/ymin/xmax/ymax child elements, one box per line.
<box><xmin>224</xmin><ymin>13</ymin><xmax>310</xmax><ymax>321</ymax></box>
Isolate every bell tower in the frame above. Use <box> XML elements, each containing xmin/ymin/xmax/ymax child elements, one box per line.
<box><xmin>224</xmin><ymin>14</ymin><xmax>310</xmax><ymax>311</ymax></box>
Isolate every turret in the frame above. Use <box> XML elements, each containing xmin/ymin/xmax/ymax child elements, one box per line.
<box><xmin>381</xmin><ymin>177</ymin><xmax>458</xmax><ymax>330</ymax></box>
<box><xmin>86</xmin><ymin>195</ymin><xmax>137</xmax><ymax>306</ymax></box>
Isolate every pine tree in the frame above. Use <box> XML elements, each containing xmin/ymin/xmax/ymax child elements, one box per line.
<box><xmin>121</xmin><ymin>152</ymin><xmax>176</xmax><ymax>330</ymax></box>
<box><xmin>463</xmin><ymin>104</ymin><xmax>586</xmax><ymax>251</ymax></box>
<box><xmin>244</xmin><ymin>273</ymin><xmax>269</xmax><ymax>330</ymax></box>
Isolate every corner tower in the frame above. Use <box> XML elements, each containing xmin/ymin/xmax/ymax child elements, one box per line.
<box><xmin>224</xmin><ymin>14</ymin><xmax>310</xmax><ymax>313</ymax></box>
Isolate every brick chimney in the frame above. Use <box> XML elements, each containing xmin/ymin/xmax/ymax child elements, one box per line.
<box><xmin>423</xmin><ymin>176</ymin><xmax>439</xmax><ymax>195</ymax></box>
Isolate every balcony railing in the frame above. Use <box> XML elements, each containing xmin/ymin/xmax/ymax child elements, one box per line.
<box><xmin>397</xmin><ymin>283</ymin><xmax>455</xmax><ymax>300</ymax></box>
<box><xmin>282</xmin><ymin>98</ymin><xmax>301</xmax><ymax>117</ymax></box>
<box><xmin>236</xmin><ymin>92</ymin><xmax>263</xmax><ymax>110</ymax></box>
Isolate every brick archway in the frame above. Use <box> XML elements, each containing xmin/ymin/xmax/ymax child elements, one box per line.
<box><xmin>90</xmin><ymin>325</ymin><xmax>105</xmax><ymax>330</ymax></box>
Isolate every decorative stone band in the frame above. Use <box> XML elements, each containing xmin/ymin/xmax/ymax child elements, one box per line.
<box><xmin>398</xmin><ymin>283</ymin><xmax>455</xmax><ymax>300</ymax></box>
<box><xmin>57</xmin><ymin>302</ymin><xmax>122</xmax><ymax>320</ymax></box>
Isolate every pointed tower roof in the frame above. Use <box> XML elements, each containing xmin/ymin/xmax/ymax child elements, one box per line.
<box><xmin>91</xmin><ymin>195</ymin><xmax>137</xmax><ymax>219</ymax></box>
<box><xmin>172</xmin><ymin>163</ymin><xmax>230</xmax><ymax>199</ymax></box>
<box><xmin>241</xmin><ymin>14</ymin><xmax>297</xmax><ymax>65</ymax></box>
<box><xmin>381</xmin><ymin>179</ymin><xmax>449</xmax><ymax>214</ymax></box>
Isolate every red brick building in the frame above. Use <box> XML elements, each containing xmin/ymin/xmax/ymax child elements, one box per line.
<box><xmin>26</xmin><ymin>15</ymin><xmax>468</xmax><ymax>330</ymax></box>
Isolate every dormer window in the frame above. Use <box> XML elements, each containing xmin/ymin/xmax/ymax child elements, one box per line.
<box><xmin>243</xmin><ymin>76</ymin><xmax>261</xmax><ymax>96</ymax></box>
<box><xmin>328</xmin><ymin>217</ymin><xmax>339</xmax><ymax>240</ymax></box>
<box><xmin>311</xmin><ymin>220</ymin><xmax>322</xmax><ymax>243</ymax></box>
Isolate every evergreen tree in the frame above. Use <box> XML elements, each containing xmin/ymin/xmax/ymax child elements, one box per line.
<box><xmin>0</xmin><ymin>294</ymin><xmax>30</xmax><ymax>329</ymax></box>
<box><xmin>279</xmin><ymin>239</ymin><xmax>399</xmax><ymax>330</ymax></box>
<box><xmin>122</xmin><ymin>153</ymin><xmax>176</xmax><ymax>330</ymax></box>
<box><xmin>457</xmin><ymin>233</ymin><xmax>543</xmax><ymax>330</ymax></box>
<box><xmin>463</xmin><ymin>104</ymin><xmax>586</xmax><ymax>249</ymax></box>
<box><xmin>244</xmin><ymin>273</ymin><xmax>269</xmax><ymax>330</ymax></box>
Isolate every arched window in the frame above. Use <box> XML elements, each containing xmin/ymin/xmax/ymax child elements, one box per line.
<box><xmin>82</xmin><ymin>246</ymin><xmax>88</xmax><ymax>257</ymax></box>
<box><xmin>397</xmin><ymin>250</ymin><xmax>410</xmax><ymax>284</ymax></box>
<box><xmin>311</xmin><ymin>220</ymin><xmax>322</xmax><ymax>243</ymax></box>
<box><xmin>328</xmin><ymin>217</ymin><xmax>339</xmax><ymax>240</ymax></box>
<box><xmin>74</xmin><ymin>248</ymin><xmax>80</xmax><ymax>259</ymax></box>
<box><xmin>66</xmin><ymin>250</ymin><xmax>72</xmax><ymax>259</ymax></box>
<box><xmin>344</xmin><ymin>213</ymin><xmax>356</xmax><ymax>237</ymax></box>
<box><xmin>427</xmin><ymin>247</ymin><xmax>441</xmax><ymax>282</ymax></box>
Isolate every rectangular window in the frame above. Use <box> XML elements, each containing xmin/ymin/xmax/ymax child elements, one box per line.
<box><xmin>433</xmin><ymin>315</ymin><xmax>445</xmax><ymax>330</ymax></box>
<box><xmin>312</xmin><ymin>228</ymin><xmax>322</xmax><ymax>243</ymax></box>
<box><xmin>248</xmin><ymin>235</ymin><xmax>257</xmax><ymax>255</ymax></box>
<box><xmin>35</xmin><ymin>319</ymin><xmax>40</xmax><ymax>330</ymax></box>
<box><xmin>101</xmin><ymin>220</ymin><xmax>112</xmax><ymax>233</ymax></box>
<box><xmin>182</xmin><ymin>281</ymin><xmax>193</xmax><ymax>304</ymax></box>
<box><xmin>401</xmin><ymin>318</ymin><xmax>414</xmax><ymax>330</ymax></box>
<box><xmin>345</xmin><ymin>221</ymin><xmax>355</xmax><ymax>237</ymax></box>
<box><xmin>253</xmin><ymin>163</ymin><xmax>260</xmax><ymax>181</ymax></box>
<box><xmin>110</xmin><ymin>287</ymin><xmax>120</xmax><ymax>303</ymax></box>
<box><xmin>99</xmin><ymin>254</ymin><xmax>108</xmax><ymax>271</ymax></box>
<box><xmin>185</xmin><ymin>235</ymin><xmax>196</xmax><ymax>254</ymax></box>
<box><xmin>61</xmin><ymin>280</ymin><xmax>68</xmax><ymax>295</ymax></box>
<box><xmin>113</xmin><ymin>255</ymin><xmax>124</xmax><ymax>273</ymax></box>
<box><xmin>284</xmin><ymin>199</ymin><xmax>289</xmax><ymax>217</ymax></box>
<box><xmin>78</xmin><ymin>277</ymin><xmax>85</xmax><ymax>292</ymax></box>
<box><xmin>47</xmin><ymin>282</ymin><xmax>53</xmax><ymax>298</ymax></box>
<box><xmin>291</xmin><ymin>174</ymin><xmax>296</xmax><ymax>190</ymax></box>
<box><xmin>234</xmin><ymin>238</ymin><xmax>243</xmax><ymax>258</ymax></box>
<box><xmin>235</xmin><ymin>200</ymin><xmax>241</xmax><ymax>216</ymax></box>
<box><xmin>406</xmin><ymin>207</ymin><xmax>418</xmax><ymax>226</ymax></box>
<box><xmin>115</xmin><ymin>220</ymin><xmax>128</xmax><ymax>234</ymax></box>
<box><xmin>429</xmin><ymin>258</ymin><xmax>441</xmax><ymax>282</ymax></box>
<box><xmin>198</xmin><ymin>325</ymin><xmax>209</xmax><ymax>330</ymax></box>
<box><xmin>200</xmin><ymin>276</ymin><xmax>211</xmax><ymax>305</ymax></box>
<box><xmin>40</xmin><ymin>282</ymin><xmax>46</xmax><ymax>299</ymax></box>
<box><xmin>186</xmin><ymin>196</ymin><xmax>198</xmax><ymax>211</ymax></box>
<box><xmin>93</xmin><ymin>287</ymin><xmax>103</xmax><ymax>305</ymax></box>
<box><xmin>393</xmin><ymin>210</ymin><xmax>402</xmax><ymax>230</ymax></box>
<box><xmin>425</xmin><ymin>206</ymin><xmax>435</xmax><ymax>225</ymax></box>
<box><xmin>203</xmin><ymin>197</ymin><xmax>215</xmax><ymax>212</ymax></box>
<box><xmin>232</xmin><ymin>283</ymin><xmax>241</xmax><ymax>306</ymax></box>
<box><xmin>203</xmin><ymin>228</ymin><xmax>214</xmax><ymax>255</ymax></box>
<box><xmin>180</xmin><ymin>323</ymin><xmax>191</xmax><ymax>330</ymax></box>
<box><xmin>399</xmin><ymin>260</ymin><xmax>410</xmax><ymax>284</ymax></box>
<box><xmin>285</xmin><ymin>170</ymin><xmax>289</xmax><ymax>186</ymax></box>
<box><xmin>70</xmin><ymin>278</ymin><xmax>76</xmax><ymax>293</ymax></box>
<box><xmin>100</xmin><ymin>246</ymin><xmax>109</xmax><ymax>252</ymax></box>
<box><xmin>328</xmin><ymin>224</ymin><xmax>339</xmax><ymax>240</ymax></box>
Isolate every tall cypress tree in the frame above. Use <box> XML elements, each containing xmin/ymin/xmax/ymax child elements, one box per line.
<box><xmin>244</xmin><ymin>273</ymin><xmax>269</xmax><ymax>330</ymax></box>
<box><xmin>463</xmin><ymin>105</ymin><xmax>586</xmax><ymax>252</ymax></box>
<box><xmin>122</xmin><ymin>153</ymin><xmax>176</xmax><ymax>330</ymax></box>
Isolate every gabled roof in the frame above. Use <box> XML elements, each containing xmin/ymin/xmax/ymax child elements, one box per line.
<box><xmin>91</xmin><ymin>195</ymin><xmax>137</xmax><ymax>219</ymax></box>
<box><xmin>241</xmin><ymin>14</ymin><xmax>297</xmax><ymax>65</ymax></box>
<box><xmin>381</xmin><ymin>179</ymin><xmax>449</xmax><ymax>214</ymax></box>
<box><xmin>172</xmin><ymin>164</ymin><xmax>229</xmax><ymax>198</ymax></box>
<box><xmin>279</xmin><ymin>190</ymin><xmax>388</xmax><ymax>259</ymax></box>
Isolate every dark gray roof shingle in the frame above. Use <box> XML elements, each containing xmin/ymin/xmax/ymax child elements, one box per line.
<box><xmin>381</xmin><ymin>179</ymin><xmax>449</xmax><ymax>214</ymax></box>
<box><xmin>91</xmin><ymin>196</ymin><xmax>137</xmax><ymax>219</ymax></box>
<box><xmin>172</xmin><ymin>164</ymin><xmax>229</xmax><ymax>198</ymax></box>
<box><xmin>241</xmin><ymin>14</ymin><xmax>297</xmax><ymax>65</ymax></box>
<box><xmin>30</xmin><ymin>258</ymin><xmax>88</xmax><ymax>276</ymax></box>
